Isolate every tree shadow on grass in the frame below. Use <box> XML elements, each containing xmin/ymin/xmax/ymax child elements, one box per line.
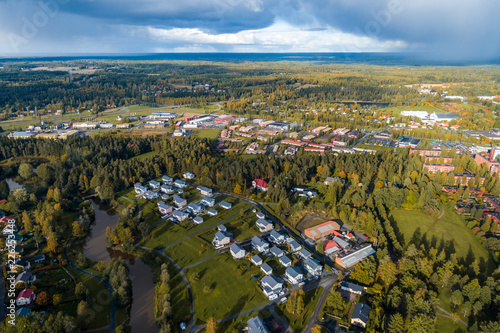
<box><xmin>218</xmin><ymin>295</ymin><xmax>250</xmax><ymax>332</ymax></box>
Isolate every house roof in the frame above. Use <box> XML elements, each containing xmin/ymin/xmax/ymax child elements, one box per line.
<box><xmin>208</xmin><ymin>208</ymin><xmax>218</xmax><ymax>215</ymax></box>
<box><xmin>17</xmin><ymin>288</ymin><xmax>34</xmax><ymax>300</ymax></box>
<box><xmin>261</xmin><ymin>263</ymin><xmax>273</xmax><ymax>273</ymax></box>
<box><xmin>230</xmin><ymin>243</ymin><xmax>245</xmax><ymax>254</ymax></box>
<box><xmin>193</xmin><ymin>216</ymin><xmax>203</xmax><ymax>223</ymax></box>
<box><xmin>352</xmin><ymin>303</ymin><xmax>371</xmax><ymax>323</ymax></box>
<box><xmin>269</xmin><ymin>230</ymin><xmax>284</xmax><ymax>240</ymax></box>
<box><xmin>214</xmin><ymin>231</ymin><xmax>229</xmax><ymax>241</ymax></box>
<box><xmin>252</xmin><ymin>236</ymin><xmax>268</xmax><ymax>248</ymax></box>
<box><xmin>219</xmin><ymin>201</ymin><xmax>231</xmax><ymax>207</ymax></box>
<box><xmin>341</xmin><ymin>281</ymin><xmax>364</xmax><ymax>294</ymax></box>
<box><xmin>256</xmin><ymin>219</ymin><xmax>272</xmax><ymax>227</ymax></box>
<box><xmin>285</xmin><ymin>266</ymin><xmax>303</xmax><ymax>279</ymax></box>
<box><xmin>253</xmin><ymin>178</ymin><xmax>268</xmax><ymax>188</ymax></box>
<box><xmin>247</xmin><ymin>316</ymin><xmax>270</xmax><ymax>333</ymax></box>
<box><xmin>324</xmin><ymin>240</ymin><xmax>340</xmax><ymax>254</ymax></box>
<box><xmin>298</xmin><ymin>248</ymin><xmax>311</xmax><ymax>258</ymax></box>
<box><xmin>289</xmin><ymin>240</ymin><xmax>301</xmax><ymax>250</ymax></box>
<box><xmin>251</xmin><ymin>255</ymin><xmax>262</xmax><ymax>264</ymax></box>
<box><xmin>270</xmin><ymin>246</ymin><xmax>284</xmax><ymax>256</ymax></box>
<box><xmin>261</xmin><ymin>274</ymin><xmax>283</xmax><ymax>289</ymax></box>
<box><xmin>304</xmin><ymin>258</ymin><xmax>322</xmax><ymax>271</ymax></box>
<box><xmin>279</xmin><ymin>256</ymin><xmax>292</xmax><ymax>265</ymax></box>
<box><xmin>332</xmin><ymin>236</ymin><xmax>349</xmax><ymax>248</ymax></box>
<box><xmin>15</xmin><ymin>272</ymin><xmax>33</xmax><ymax>283</ymax></box>
<box><xmin>304</xmin><ymin>221</ymin><xmax>341</xmax><ymax>239</ymax></box>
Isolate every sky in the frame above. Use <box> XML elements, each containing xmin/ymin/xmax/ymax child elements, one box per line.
<box><xmin>0</xmin><ymin>0</ymin><xmax>498</xmax><ymax>60</ymax></box>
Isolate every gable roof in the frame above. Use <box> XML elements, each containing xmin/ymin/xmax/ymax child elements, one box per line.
<box><xmin>270</xmin><ymin>246</ymin><xmax>284</xmax><ymax>257</ymax></box>
<box><xmin>341</xmin><ymin>281</ymin><xmax>364</xmax><ymax>294</ymax></box>
<box><xmin>298</xmin><ymin>248</ymin><xmax>311</xmax><ymax>258</ymax></box>
<box><xmin>261</xmin><ymin>263</ymin><xmax>273</xmax><ymax>273</ymax></box>
<box><xmin>352</xmin><ymin>303</ymin><xmax>371</xmax><ymax>323</ymax></box>
<box><xmin>279</xmin><ymin>256</ymin><xmax>292</xmax><ymax>266</ymax></box>
<box><xmin>251</xmin><ymin>255</ymin><xmax>262</xmax><ymax>264</ymax></box>
<box><xmin>253</xmin><ymin>178</ymin><xmax>268</xmax><ymax>188</ymax></box>
<box><xmin>304</xmin><ymin>221</ymin><xmax>341</xmax><ymax>239</ymax></box>
<box><xmin>285</xmin><ymin>266</ymin><xmax>303</xmax><ymax>279</ymax></box>
<box><xmin>230</xmin><ymin>243</ymin><xmax>245</xmax><ymax>255</ymax></box>
<box><xmin>261</xmin><ymin>274</ymin><xmax>283</xmax><ymax>289</ymax></box>
<box><xmin>17</xmin><ymin>288</ymin><xmax>34</xmax><ymax>300</ymax></box>
<box><xmin>324</xmin><ymin>240</ymin><xmax>340</xmax><ymax>254</ymax></box>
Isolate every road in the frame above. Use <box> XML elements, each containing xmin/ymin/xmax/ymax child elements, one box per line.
<box><xmin>63</xmin><ymin>238</ymin><xmax>116</xmax><ymax>333</ymax></box>
<box><xmin>436</xmin><ymin>306</ymin><xmax>469</xmax><ymax>327</ymax></box>
<box><xmin>302</xmin><ymin>275</ymin><xmax>337</xmax><ymax>333</ymax></box>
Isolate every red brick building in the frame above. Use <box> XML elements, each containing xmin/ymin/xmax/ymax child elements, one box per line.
<box><xmin>474</xmin><ymin>149</ymin><xmax>500</xmax><ymax>174</ymax></box>
<box><xmin>423</xmin><ymin>163</ymin><xmax>457</xmax><ymax>173</ymax></box>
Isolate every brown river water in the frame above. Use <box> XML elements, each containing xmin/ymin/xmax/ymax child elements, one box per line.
<box><xmin>83</xmin><ymin>200</ymin><xmax>158</xmax><ymax>332</ymax></box>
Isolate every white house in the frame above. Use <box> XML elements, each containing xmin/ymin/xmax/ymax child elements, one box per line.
<box><xmin>134</xmin><ymin>183</ymin><xmax>147</xmax><ymax>194</ymax></box>
<box><xmin>149</xmin><ymin>180</ymin><xmax>161</xmax><ymax>189</ymax></box>
<box><xmin>351</xmin><ymin>303</ymin><xmax>371</xmax><ymax>328</ymax></box>
<box><xmin>251</xmin><ymin>236</ymin><xmax>270</xmax><ymax>253</ymax></box>
<box><xmin>279</xmin><ymin>256</ymin><xmax>292</xmax><ymax>267</ymax></box>
<box><xmin>183</xmin><ymin>172</ymin><xmax>195</xmax><ymax>179</ymax></box>
<box><xmin>201</xmin><ymin>196</ymin><xmax>216</xmax><ymax>207</ymax></box>
<box><xmin>297</xmin><ymin>248</ymin><xmax>312</xmax><ymax>259</ymax></box>
<box><xmin>197</xmin><ymin>186</ymin><xmax>213</xmax><ymax>197</ymax></box>
<box><xmin>172</xmin><ymin>210</ymin><xmax>189</xmax><ymax>222</ymax></box>
<box><xmin>172</xmin><ymin>195</ymin><xmax>187</xmax><ymax>208</ymax></box>
<box><xmin>260</xmin><ymin>275</ymin><xmax>283</xmax><ymax>298</ymax></box>
<box><xmin>285</xmin><ymin>266</ymin><xmax>304</xmax><ymax>284</ymax></box>
<box><xmin>230</xmin><ymin>243</ymin><xmax>247</xmax><ymax>259</ymax></box>
<box><xmin>161</xmin><ymin>185</ymin><xmax>175</xmax><ymax>194</ymax></box>
<box><xmin>256</xmin><ymin>211</ymin><xmax>266</xmax><ymax>219</ymax></box>
<box><xmin>162</xmin><ymin>176</ymin><xmax>173</xmax><ymax>183</ymax></box>
<box><xmin>212</xmin><ymin>231</ymin><xmax>232</xmax><ymax>249</ymax></box>
<box><xmin>143</xmin><ymin>190</ymin><xmax>160</xmax><ymax>199</ymax></box>
<box><xmin>16</xmin><ymin>288</ymin><xmax>36</xmax><ymax>306</ymax></box>
<box><xmin>270</xmin><ymin>246</ymin><xmax>285</xmax><ymax>258</ymax></box>
<box><xmin>157</xmin><ymin>201</ymin><xmax>173</xmax><ymax>215</ymax></box>
<box><xmin>219</xmin><ymin>201</ymin><xmax>232</xmax><ymax>209</ymax></box>
<box><xmin>303</xmin><ymin>258</ymin><xmax>323</xmax><ymax>277</ymax></box>
<box><xmin>193</xmin><ymin>216</ymin><xmax>203</xmax><ymax>225</ymax></box>
<box><xmin>288</xmin><ymin>239</ymin><xmax>302</xmax><ymax>252</ymax></box>
<box><xmin>251</xmin><ymin>255</ymin><xmax>263</xmax><ymax>266</ymax></box>
<box><xmin>260</xmin><ymin>263</ymin><xmax>273</xmax><ymax>275</ymax></box>
<box><xmin>174</xmin><ymin>180</ymin><xmax>189</xmax><ymax>188</ymax></box>
<box><xmin>207</xmin><ymin>208</ymin><xmax>218</xmax><ymax>216</ymax></box>
<box><xmin>341</xmin><ymin>281</ymin><xmax>364</xmax><ymax>295</ymax></box>
<box><xmin>256</xmin><ymin>219</ymin><xmax>274</xmax><ymax>233</ymax></box>
<box><xmin>269</xmin><ymin>230</ymin><xmax>285</xmax><ymax>244</ymax></box>
<box><xmin>187</xmin><ymin>202</ymin><xmax>203</xmax><ymax>214</ymax></box>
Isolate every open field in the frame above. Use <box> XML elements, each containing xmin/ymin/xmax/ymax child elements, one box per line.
<box><xmin>194</xmin><ymin>128</ymin><xmax>220</xmax><ymax>139</ymax></box>
<box><xmin>186</xmin><ymin>253</ymin><xmax>268</xmax><ymax>323</ymax></box>
<box><xmin>435</xmin><ymin>315</ymin><xmax>467</xmax><ymax>333</ymax></box>
<box><xmin>389</xmin><ymin>208</ymin><xmax>492</xmax><ymax>268</ymax></box>
<box><xmin>164</xmin><ymin>235</ymin><xmax>217</xmax><ymax>268</ymax></box>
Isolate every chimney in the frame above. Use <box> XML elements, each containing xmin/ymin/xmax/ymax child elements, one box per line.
<box><xmin>490</xmin><ymin>148</ymin><xmax>495</xmax><ymax>160</ymax></box>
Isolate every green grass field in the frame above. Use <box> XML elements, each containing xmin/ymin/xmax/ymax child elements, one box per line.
<box><xmin>435</xmin><ymin>316</ymin><xmax>467</xmax><ymax>333</ymax></box>
<box><xmin>194</xmin><ymin>128</ymin><xmax>220</xmax><ymax>139</ymax></box>
<box><xmin>390</xmin><ymin>208</ymin><xmax>491</xmax><ymax>266</ymax></box>
<box><xmin>164</xmin><ymin>235</ymin><xmax>217</xmax><ymax>268</ymax></box>
<box><xmin>186</xmin><ymin>253</ymin><xmax>268</xmax><ymax>323</ymax></box>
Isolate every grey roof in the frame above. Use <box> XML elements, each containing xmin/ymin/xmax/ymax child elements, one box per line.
<box><xmin>207</xmin><ymin>208</ymin><xmax>218</xmax><ymax>215</ymax></box>
<box><xmin>285</xmin><ymin>266</ymin><xmax>303</xmax><ymax>280</ymax></box>
<box><xmin>214</xmin><ymin>231</ymin><xmax>229</xmax><ymax>242</ymax></box>
<box><xmin>298</xmin><ymin>248</ymin><xmax>311</xmax><ymax>258</ymax></box>
<box><xmin>188</xmin><ymin>202</ymin><xmax>202</xmax><ymax>211</ymax></box>
<box><xmin>256</xmin><ymin>219</ymin><xmax>272</xmax><ymax>228</ymax></box>
<box><xmin>333</xmin><ymin>236</ymin><xmax>349</xmax><ymax>248</ymax></box>
<box><xmin>304</xmin><ymin>258</ymin><xmax>322</xmax><ymax>272</ymax></box>
<box><xmin>261</xmin><ymin>274</ymin><xmax>283</xmax><ymax>289</ymax></box>
<box><xmin>247</xmin><ymin>316</ymin><xmax>270</xmax><ymax>333</ymax></box>
<box><xmin>193</xmin><ymin>216</ymin><xmax>203</xmax><ymax>224</ymax></box>
<box><xmin>197</xmin><ymin>185</ymin><xmax>212</xmax><ymax>192</ymax></box>
<box><xmin>289</xmin><ymin>240</ymin><xmax>302</xmax><ymax>250</ymax></box>
<box><xmin>337</xmin><ymin>244</ymin><xmax>376</xmax><ymax>268</ymax></box>
<box><xmin>218</xmin><ymin>224</ymin><xmax>227</xmax><ymax>232</ymax></box>
<box><xmin>279</xmin><ymin>256</ymin><xmax>292</xmax><ymax>266</ymax></box>
<box><xmin>270</xmin><ymin>246</ymin><xmax>284</xmax><ymax>257</ymax></box>
<box><xmin>172</xmin><ymin>195</ymin><xmax>185</xmax><ymax>204</ymax></box>
<box><xmin>270</xmin><ymin>230</ymin><xmax>285</xmax><ymax>241</ymax></box>
<box><xmin>15</xmin><ymin>272</ymin><xmax>33</xmax><ymax>283</ymax></box>
<box><xmin>341</xmin><ymin>281</ymin><xmax>364</xmax><ymax>294</ymax></box>
<box><xmin>230</xmin><ymin>243</ymin><xmax>245</xmax><ymax>255</ymax></box>
<box><xmin>352</xmin><ymin>303</ymin><xmax>371</xmax><ymax>323</ymax></box>
<box><xmin>251</xmin><ymin>255</ymin><xmax>263</xmax><ymax>264</ymax></box>
<box><xmin>261</xmin><ymin>263</ymin><xmax>273</xmax><ymax>273</ymax></box>
<box><xmin>15</xmin><ymin>308</ymin><xmax>31</xmax><ymax>317</ymax></box>
<box><xmin>219</xmin><ymin>200</ymin><xmax>232</xmax><ymax>208</ymax></box>
<box><xmin>252</xmin><ymin>236</ymin><xmax>269</xmax><ymax>249</ymax></box>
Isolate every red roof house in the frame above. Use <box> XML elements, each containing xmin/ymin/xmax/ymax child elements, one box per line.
<box><xmin>252</xmin><ymin>179</ymin><xmax>269</xmax><ymax>192</ymax></box>
<box><xmin>16</xmin><ymin>288</ymin><xmax>36</xmax><ymax>306</ymax></box>
<box><xmin>324</xmin><ymin>240</ymin><xmax>340</xmax><ymax>254</ymax></box>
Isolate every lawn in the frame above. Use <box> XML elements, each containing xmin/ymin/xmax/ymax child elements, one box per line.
<box><xmin>276</xmin><ymin>287</ymin><xmax>324</xmax><ymax>332</ymax></box>
<box><xmin>194</xmin><ymin>128</ymin><xmax>220</xmax><ymax>139</ymax></box>
<box><xmin>186</xmin><ymin>253</ymin><xmax>268</xmax><ymax>323</ymax></box>
<box><xmin>389</xmin><ymin>207</ymin><xmax>492</xmax><ymax>268</ymax></box>
<box><xmin>435</xmin><ymin>316</ymin><xmax>467</xmax><ymax>333</ymax></box>
<box><xmin>215</xmin><ymin>308</ymin><xmax>272</xmax><ymax>333</ymax></box>
<box><xmin>382</xmin><ymin>105</ymin><xmax>445</xmax><ymax>116</ymax></box>
<box><xmin>164</xmin><ymin>235</ymin><xmax>218</xmax><ymax>268</ymax></box>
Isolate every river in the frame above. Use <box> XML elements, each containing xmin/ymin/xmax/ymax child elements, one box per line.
<box><xmin>83</xmin><ymin>200</ymin><xmax>158</xmax><ymax>333</ymax></box>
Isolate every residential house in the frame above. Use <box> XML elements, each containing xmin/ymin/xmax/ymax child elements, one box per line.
<box><xmin>157</xmin><ymin>202</ymin><xmax>173</xmax><ymax>215</ymax></box>
<box><xmin>174</xmin><ymin>180</ymin><xmax>189</xmax><ymax>188</ymax></box>
<box><xmin>134</xmin><ymin>183</ymin><xmax>147</xmax><ymax>194</ymax></box>
<box><xmin>279</xmin><ymin>256</ymin><xmax>292</xmax><ymax>267</ymax></box>
<box><xmin>13</xmin><ymin>245</ymin><xmax>23</xmax><ymax>257</ymax></box>
<box><xmin>256</xmin><ymin>212</ymin><xmax>266</xmax><ymax>219</ymax></box>
<box><xmin>341</xmin><ymin>281</ymin><xmax>364</xmax><ymax>295</ymax></box>
<box><xmin>16</xmin><ymin>288</ymin><xmax>36</xmax><ymax>306</ymax></box>
<box><xmin>177</xmin><ymin>189</ymin><xmax>184</xmax><ymax>194</ymax></box>
<box><xmin>172</xmin><ymin>210</ymin><xmax>189</xmax><ymax>222</ymax></box>
<box><xmin>161</xmin><ymin>185</ymin><xmax>175</xmax><ymax>194</ymax></box>
<box><xmin>324</xmin><ymin>177</ymin><xmax>346</xmax><ymax>186</ymax></box>
<box><xmin>183</xmin><ymin>172</ymin><xmax>195</xmax><ymax>179</ymax></box>
<box><xmin>256</xmin><ymin>219</ymin><xmax>274</xmax><ymax>233</ymax></box>
<box><xmin>297</xmin><ymin>248</ymin><xmax>312</xmax><ymax>260</ymax></box>
<box><xmin>292</xmin><ymin>186</ymin><xmax>318</xmax><ymax>198</ymax></box>
<box><xmin>270</xmin><ymin>246</ymin><xmax>285</xmax><ymax>258</ymax></box>
<box><xmin>172</xmin><ymin>195</ymin><xmax>187</xmax><ymax>208</ymax></box>
<box><xmin>193</xmin><ymin>216</ymin><xmax>203</xmax><ymax>225</ymax></box>
<box><xmin>336</xmin><ymin>243</ymin><xmax>376</xmax><ymax>268</ymax></box>
<box><xmin>149</xmin><ymin>180</ymin><xmax>161</xmax><ymax>189</ymax></box>
<box><xmin>252</xmin><ymin>178</ymin><xmax>269</xmax><ymax>191</ymax></box>
<box><xmin>15</xmin><ymin>272</ymin><xmax>36</xmax><ymax>286</ymax></box>
<box><xmin>188</xmin><ymin>202</ymin><xmax>203</xmax><ymax>215</ymax></box>
<box><xmin>230</xmin><ymin>243</ymin><xmax>247</xmax><ymax>259</ymax></box>
<box><xmin>218</xmin><ymin>225</ymin><xmax>227</xmax><ymax>232</ymax></box>
<box><xmin>251</xmin><ymin>255</ymin><xmax>263</xmax><ymax>266</ymax></box>
<box><xmin>12</xmin><ymin>258</ymin><xmax>30</xmax><ymax>272</ymax></box>
<box><xmin>162</xmin><ymin>176</ymin><xmax>173</xmax><ymax>183</ymax></box>
<box><xmin>351</xmin><ymin>303</ymin><xmax>371</xmax><ymax>328</ymax></box>
<box><xmin>207</xmin><ymin>208</ymin><xmax>218</xmax><ymax>216</ymax></box>
<box><xmin>304</xmin><ymin>221</ymin><xmax>341</xmax><ymax>240</ymax></box>
<box><xmin>143</xmin><ymin>190</ymin><xmax>160</xmax><ymax>199</ymax></box>
<box><xmin>247</xmin><ymin>316</ymin><xmax>270</xmax><ymax>333</ymax></box>
<box><xmin>200</xmin><ymin>196</ymin><xmax>215</xmax><ymax>207</ymax></box>
<box><xmin>260</xmin><ymin>263</ymin><xmax>273</xmax><ymax>275</ymax></box>
<box><xmin>285</xmin><ymin>266</ymin><xmax>304</xmax><ymax>284</ymax></box>
<box><xmin>219</xmin><ymin>201</ymin><xmax>232</xmax><ymax>209</ymax></box>
<box><xmin>212</xmin><ymin>231</ymin><xmax>232</xmax><ymax>249</ymax></box>
<box><xmin>161</xmin><ymin>194</ymin><xmax>170</xmax><ymax>201</ymax></box>
<box><xmin>260</xmin><ymin>275</ymin><xmax>284</xmax><ymax>298</ymax></box>
<box><xmin>269</xmin><ymin>230</ymin><xmax>286</xmax><ymax>244</ymax></box>
<box><xmin>288</xmin><ymin>239</ymin><xmax>302</xmax><ymax>252</ymax></box>
<box><xmin>303</xmin><ymin>258</ymin><xmax>323</xmax><ymax>277</ymax></box>
<box><xmin>251</xmin><ymin>236</ymin><xmax>270</xmax><ymax>253</ymax></box>
<box><xmin>197</xmin><ymin>186</ymin><xmax>213</xmax><ymax>197</ymax></box>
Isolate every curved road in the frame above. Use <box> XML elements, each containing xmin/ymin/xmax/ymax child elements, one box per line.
<box><xmin>63</xmin><ymin>238</ymin><xmax>116</xmax><ymax>333</ymax></box>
